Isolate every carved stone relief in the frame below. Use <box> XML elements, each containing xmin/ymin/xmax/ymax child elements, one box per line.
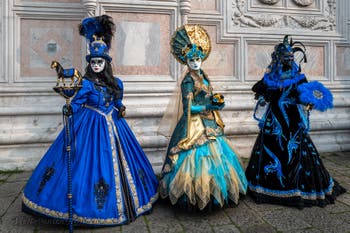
<box><xmin>232</xmin><ymin>0</ymin><xmax>283</xmax><ymax>28</ymax></box>
<box><xmin>231</xmin><ymin>0</ymin><xmax>336</xmax><ymax>31</ymax></box>
<box><xmin>292</xmin><ymin>0</ymin><xmax>314</xmax><ymax>7</ymax></box>
<box><xmin>258</xmin><ymin>0</ymin><xmax>280</xmax><ymax>5</ymax></box>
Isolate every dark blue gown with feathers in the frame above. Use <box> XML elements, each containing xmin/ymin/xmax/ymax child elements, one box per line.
<box><xmin>245</xmin><ymin>63</ymin><xmax>345</xmax><ymax>208</ymax></box>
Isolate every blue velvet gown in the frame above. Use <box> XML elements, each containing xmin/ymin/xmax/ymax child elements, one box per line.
<box><xmin>22</xmin><ymin>78</ymin><xmax>158</xmax><ymax>226</ymax></box>
<box><xmin>159</xmin><ymin>70</ymin><xmax>247</xmax><ymax>210</ymax></box>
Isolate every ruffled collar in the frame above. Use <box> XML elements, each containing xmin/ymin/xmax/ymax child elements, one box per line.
<box><xmin>263</xmin><ymin>64</ymin><xmax>305</xmax><ymax>89</ymax></box>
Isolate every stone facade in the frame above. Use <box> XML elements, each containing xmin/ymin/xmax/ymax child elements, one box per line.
<box><xmin>0</xmin><ymin>0</ymin><xmax>349</xmax><ymax>172</ymax></box>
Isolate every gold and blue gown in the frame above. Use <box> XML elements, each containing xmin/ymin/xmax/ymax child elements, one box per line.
<box><xmin>159</xmin><ymin>70</ymin><xmax>247</xmax><ymax>210</ymax></box>
<box><xmin>245</xmin><ymin>62</ymin><xmax>346</xmax><ymax>208</ymax></box>
<box><xmin>22</xmin><ymin>77</ymin><xmax>158</xmax><ymax>226</ymax></box>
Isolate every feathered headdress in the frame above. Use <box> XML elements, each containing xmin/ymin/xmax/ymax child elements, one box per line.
<box><xmin>274</xmin><ymin>35</ymin><xmax>307</xmax><ymax>72</ymax></box>
<box><xmin>79</xmin><ymin>15</ymin><xmax>115</xmax><ymax>62</ymax></box>
<box><xmin>170</xmin><ymin>24</ymin><xmax>211</xmax><ymax>64</ymax></box>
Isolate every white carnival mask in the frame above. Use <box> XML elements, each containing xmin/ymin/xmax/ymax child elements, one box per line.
<box><xmin>90</xmin><ymin>57</ymin><xmax>106</xmax><ymax>73</ymax></box>
<box><xmin>187</xmin><ymin>57</ymin><xmax>202</xmax><ymax>71</ymax></box>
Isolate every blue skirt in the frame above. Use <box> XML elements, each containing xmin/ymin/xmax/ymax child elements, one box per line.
<box><xmin>160</xmin><ymin>136</ymin><xmax>247</xmax><ymax>210</ymax></box>
<box><xmin>22</xmin><ymin>106</ymin><xmax>158</xmax><ymax>226</ymax></box>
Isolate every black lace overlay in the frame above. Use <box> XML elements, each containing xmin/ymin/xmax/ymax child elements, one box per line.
<box><xmin>94</xmin><ymin>178</ymin><xmax>110</xmax><ymax>210</ymax></box>
<box><xmin>37</xmin><ymin>165</ymin><xmax>55</xmax><ymax>195</ymax></box>
<box><xmin>138</xmin><ymin>169</ymin><xmax>149</xmax><ymax>194</ymax></box>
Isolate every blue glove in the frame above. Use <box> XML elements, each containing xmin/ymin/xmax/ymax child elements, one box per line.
<box><xmin>191</xmin><ymin>105</ymin><xmax>206</xmax><ymax>113</ymax></box>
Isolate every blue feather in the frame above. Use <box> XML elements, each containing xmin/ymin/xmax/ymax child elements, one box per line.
<box><xmin>79</xmin><ymin>15</ymin><xmax>115</xmax><ymax>48</ymax></box>
<box><xmin>80</xmin><ymin>17</ymin><xmax>99</xmax><ymax>43</ymax></box>
<box><xmin>297</xmin><ymin>81</ymin><xmax>333</xmax><ymax>112</ymax></box>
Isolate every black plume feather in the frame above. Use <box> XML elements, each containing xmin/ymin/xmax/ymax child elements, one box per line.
<box><xmin>292</xmin><ymin>47</ymin><xmax>307</xmax><ymax>63</ymax></box>
<box><xmin>79</xmin><ymin>15</ymin><xmax>115</xmax><ymax>48</ymax></box>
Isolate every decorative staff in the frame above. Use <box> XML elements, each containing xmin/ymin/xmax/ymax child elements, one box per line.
<box><xmin>51</xmin><ymin>61</ymin><xmax>82</xmax><ymax>233</ymax></box>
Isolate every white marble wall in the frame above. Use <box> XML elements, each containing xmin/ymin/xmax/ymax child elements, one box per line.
<box><xmin>0</xmin><ymin>0</ymin><xmax>349</xmax><ymax>172</ymax></box>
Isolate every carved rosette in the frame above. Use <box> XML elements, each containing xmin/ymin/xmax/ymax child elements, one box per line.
<box><xmin>292</xmin><ymin>0</ymin><xmax>314</xmax><ymax>7</ymax></box>
<box><xmin>289</xmin><ymin>0</ymin><xmax>336</xmax><ymax>31</ymax></box>
<box><xmin>231</xmin><ymin>0</ymin><xmax>336</xmax><ymax>31</ymax></box>
<box><xmin>81</xmin><ymin>0</ymin><xmax>97</xmax><ymax>17</ymax></box>
<box><xmin>258</xmin><ymin>0</ymin><xmax>280</xmax><ymax>5</ymax></box>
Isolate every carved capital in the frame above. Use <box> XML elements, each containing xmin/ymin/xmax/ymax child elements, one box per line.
<box><xmin>180</xmin><ymin>0</ymin><xmax>191</xmax><ymax>24</ymax></box>
<box><xmin>81</xmin><ymin>0</ymin><xmax>97</xmax><ymax>17</ymax></box>
<box><xmin>180</xmin><ymin>0</ymin><xmax>191</xmax><ymax>15</ymax></box>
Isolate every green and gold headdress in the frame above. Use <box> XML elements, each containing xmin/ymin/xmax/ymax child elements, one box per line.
<box><xmin>170</xmin><ymin>24</ymin><xmax>211</xmax><ymax>64</ymax></box>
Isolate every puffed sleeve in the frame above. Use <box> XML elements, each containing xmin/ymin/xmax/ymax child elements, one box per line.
<box><xmin>294</xmin><ymin>73</ymin><xmax>308</xmax><ymax>104</ymax></box>
<box><xmin>113</xmin><ymin>77</ymin><xmax>124</xmax><ymax>109</ymax></box>
<box><xmin>252</xmin><ymin>78</ymin><xmax>267</xmax><ymax>100</ymax></box>
<box><xmin>181</xmin><ymin>74</ymin><xmax>195</xmax><ymax>116</ymax></box>
<box><xmin>71</xmin><ymin>79</ymin><xmax>92</xmax><ymax>112</ymax></box>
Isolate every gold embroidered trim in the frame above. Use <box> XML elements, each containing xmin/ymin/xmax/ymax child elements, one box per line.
<box><xmin>248</xmin><ymin>184</ymin><xmax>334</xmax><ymax>200</ymax></box>
<box><xmin>112</xmin><ymin>121</ymin><xmax>140</xmax><ymax>211</ymax></box>
<box><xmin>191</xmin><ymin>71</ymin><xmax>211</xmax><ymax>96</ymax></box>
<box><xmin>106</xmin><ymin>111</ymin><xmax>125</xmax><ymax>217</ymax></box>
<box><xmin>170</xmin><ymin>133</ymin><xmax>209</xmax><ymax>154</ymax></box>
<box><xmin>22</xmin><ymin>194</ymin><xmax>125</xmax><ymax>225</ymax></box>
<box><xmin>84</xmin><ymin>105</ymin><xmax>125</xmax><ymax>218</ymax></box>
<box><xmin>205</xmin><ymin>126</ymin><xmax>222</xmax><ymax>136</ymax></box>
<box><xmin>83</xmin><ymin>105</ymin><xmax>157</xmax><ymax>216</ymax></box>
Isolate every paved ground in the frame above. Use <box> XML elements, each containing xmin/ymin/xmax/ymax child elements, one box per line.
<box><xmin>0</xmin><ymin>151</ymin><xmax>349</xmax><ymax>233</ymax></box>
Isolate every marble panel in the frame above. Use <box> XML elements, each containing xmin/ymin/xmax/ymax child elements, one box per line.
<box><xmin>201</xmin><ymin>25</ymin><xmax>235</xmax><ymax>78</ymax></box>
<box><xmin>116</xmin><ymin>22</ymin><xmax>160</xmax><ymax>66</ymax></box>
<box><xmin>247</xmin><ymin>43</ymin><xmax>325</xmax><ymax>80</ymax></box>
<box><xmin>191</xmin><ymin>0</ymin><xmax>218</xmax><ymax>11</ymax></box>
<box><xmin>335</xmin><ymin>46</ymin><xmax>350</xmax><ymax>79</ymax></box>
<box><xmin>247</xmin><ymin>43</ymin><xmax>275</xmax><ymax>80</ymax></box>
<box><xmin>20</xmin><ymin>19</ymin><xmax>82</xmax><ymax>79</ymax></box>
<box><xmin>299</xmin><ymin>45</ymin><xmax>325</xmax><ymax>78</ymax></box>
<box><xmin>109</xmin><ymin>12</ymin><xmax>171</xmax><ymax>76</ymax></box>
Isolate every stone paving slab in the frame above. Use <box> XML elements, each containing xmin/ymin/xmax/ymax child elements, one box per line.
<box><xmin>0</xmin><ymin>152</ymin><xmax>349</xmax><ymax>233</ymax></box>
<box><xmin>225</xmin><ymin>201</ymin><xmax>265</xmax><ymax>231</ymax></box>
